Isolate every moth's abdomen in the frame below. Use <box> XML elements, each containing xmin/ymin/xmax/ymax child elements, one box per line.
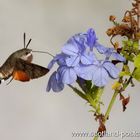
<box><xmin>0</xmin><ymin>72</ymin><xmax>4</xmax><ymax>79</ymax></box>
<box><xmin>0</xmin><ymin>67</ymin><xmax>13</xmax><ymax>80</ymax></box>
<box><xmin>0</xmin><ymin>56</ymin><xmax>15</xmax><ymax>80</ymax></box>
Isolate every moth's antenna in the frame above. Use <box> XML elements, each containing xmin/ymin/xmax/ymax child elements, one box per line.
<box><xmin>23</xmin><ymin>32</ymin><xmax>32</xmax><ymax>48</ymax></box>
<box><xmin>26</xmin><ymin>38</ymin><xmax>32</xmax><ymax>48</ymax></box>
<box><xmin>24</xmin><ymin>33</ymin><xmax>26</xmax><ymax>48</ymax></box>
<box><xmin>32</xmin><ymin>50</ymin><xmax>54</xmax><ymax>57</ymax></box>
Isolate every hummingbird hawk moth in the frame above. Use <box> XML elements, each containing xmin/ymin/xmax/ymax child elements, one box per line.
<box><xmin>0</xmin><ymin>33</ymin><xmax>49</xmax><ymax>84</ymax></box>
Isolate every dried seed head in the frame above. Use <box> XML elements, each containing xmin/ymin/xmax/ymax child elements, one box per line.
<box><xmin>106</xmin><ymin>28</ymin><xmax>114</xmax><ymax>36</ymax></box>
<box><xmin>122</xmin><ymin>16</ymin><xmax>131</xmax><ymax>22</ymax></box>
<box><xmin>122</xmin><ymin>96</ymin><xmax>130</xmax><ymax>112</ymax></box>
<box><xmin>114</xmin><ymin>42</ymin><xmax>119</xmax><ymax>49</ymax></box>
<box><xmin>109</xmin><ymin>15</ymin><xmax>116</xmax><ymax>22</ymax></box>
<box><xmin>135</xmin><ymin>32</ymin><xmax>140</xmax><ymax>39</ymax></box>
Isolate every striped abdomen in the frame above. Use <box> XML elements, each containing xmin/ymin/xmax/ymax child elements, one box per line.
<box><xmin>0</xmin><ymin>55</ymin><xmax>16</xmax><ymax>80</ymax></box>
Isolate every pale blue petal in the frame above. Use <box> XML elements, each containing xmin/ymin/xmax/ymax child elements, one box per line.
<box><xmin>62</xmin><ymin>43</ymin><xmax>79</xmax><ymax>56</ymax></box>
<box><xmin>92</xmin><ymin>67</ymin><xmax>109</xmax><ymax>87</ymax></box>
<box><xmin>95</xmin><ymin>42</ymin><xmax>108</xmax><ymax>54</ymax></box>
<box><xmin>47</xmin><ymin>59</ymin><xmax>56</xmax><ymax>70</ymax></box>
<box><xmin>47</xmin><ymin>53</ymin><xmax>67</xmax><ymax>69</ymax></box>
<box><xmin>104</xmin><ymin>48</ymin><xmax>114</xmax><ymax>58</ymax></box>
<box><xmin>58</xmin><ymin>66</ymin><xmax>77</xmax><ymax>84</ymax></box>
<box><xmin>81</xmin><ymin>52</ymin><xmax>97</xmax><ymax>65</ymax></box>
<box><xmin>68</xmin><ymin>33</ymin><xmax>86</xmax><ymax>45</ymax></box>
<box><xmin>112</xmin><ymin>52</ymin><xmax>126</xmax><ymax>62</ymax></box>
<box><xmin>65</xmin><ymin>55</ymin><xmax>80</xmax><ymax>67</ymax></box>
<box><xmin>57</xmin><ymin>53</ymin><xmax>68</xmax><ymax>66</ymax></box>
<box><xmin>75</xmin><ymin>64</ymin><xmax>94</xmax><ymax>80</ymax></box>
<box><xmin>86</xmin><ymin>28</ymin><xmax>97</xmax><ymax>48</ymax></box>
<box><xmin>46</xmin><ymin>72</ymin><xmax>64</xmax><ymax>92</ymax></box>
<box><xmin>103</xmin><ymin>61</ymin><xmax>120</xmax><ymax>78</ymax></box>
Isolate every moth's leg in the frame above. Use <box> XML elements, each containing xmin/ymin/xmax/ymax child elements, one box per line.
<box><xmin>6</xmin><ymin>76</ymin><xmax>14</xmax><ymax>85</ymax></box>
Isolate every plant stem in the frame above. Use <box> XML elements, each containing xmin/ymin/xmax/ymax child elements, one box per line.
<box><xmin>93</xmin><ymin>134</ymin><xmax>98</xmax><ymax>140</ymax></box>
<box><xmin>93</xmin><ymin>91</ymin><xmax>118</xmax><ymax>140</ymax></box>
<box><xmin>137</xmin><ymin>0</ymin><xmax>140</xmax><ymax>32</ymax></box>
<box><xmin>104</xmin><ymin>91</ymin><xmax>118</xmax><ymax>121</ymax></box>
<box><xmin>86</xmin><ymin>87</ymin><xmax>104</xmax><ymax>115</ymax></box>
<box><xmin>93</xmin><ymin>67</ymin><xmax>136</xmax><ymax>140</ymax></box>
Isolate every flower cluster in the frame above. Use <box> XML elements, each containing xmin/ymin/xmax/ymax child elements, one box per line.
<box><xmin>47</xmin><ymin>28</ymin><xmax>125</xmax><ymax>92</ymax></box>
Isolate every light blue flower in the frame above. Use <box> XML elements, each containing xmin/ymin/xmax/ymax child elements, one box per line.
<box><xmin>75</xmin><ymin>60</ymin><xmax>120</xmax><ymax>87</ymax></box>
<box><xmin>46</xmin><ymin>28</ymin><xmax>125</xmax><ymax>92</ymax></box>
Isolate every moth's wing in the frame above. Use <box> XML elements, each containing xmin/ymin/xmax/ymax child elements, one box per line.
<box><xmin>13</xmin><ymin>59</ymin><xmax>49</xmax><ymax>82</ymax></box>
<box><xmin>13</xmin><ymin>71</ymin><xmax>30</xmax><ymax>82</ymax></box>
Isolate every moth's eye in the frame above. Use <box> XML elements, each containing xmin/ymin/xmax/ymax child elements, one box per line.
<box><xmin>25</xmin><ymin>52</ymin><xmax>29</xmax><ymax>55</ymax></box>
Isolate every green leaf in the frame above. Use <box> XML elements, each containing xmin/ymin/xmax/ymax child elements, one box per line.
<box><xmin>133</xmin><ymin>68</ymin><xmax>140</xmax><ymax>81</ymax></box>
<box><xmin>134</xmin><ymin>54</ymin><xmax>140</xmax><ymax>68</ymax></box>
<box><xmin>123</xmin><ymin>53</ymin><xmax>134</xmax><ymax>62</ymax></box>
<box><xmin>133</xmin><ymin>41</ymin><xmax>139</xmax><ymax>49</ymax></box>
<box><xmin>85</xmin><ymin>80</ymin><xmax>92</xmax><ymax>90</ymax></box>
<box><xmin>112</xmin><ymin>81</ymin><xmax>121</xmax><ymax>90</ymax></box>
<box><xmin>68</xmin><ymin>85</ymin><xmax>88</xmax><ymax>101</ymax></box>
<box><xmin>122</xmin><ymin>40</ymin><xmax>133</xmax><ymax>47</ymax></box>
<box><xmin>86</xmin><ymin>87</ymin><xmax>104</xmax><ymax>114</ymax></box>
<box><xmin>90</xmin><ymin>85</ymin><xmax>99</xmax><ymax>94</ymax></box>
<box><xmin>119</xmin><ymin>71</ymin><xmax>131</xmax><ymax>76</ymax></box>
<box><xmin>124</xmin><ymin>65</ymin><xmax>130</xmax><ymax>72</ymax></box>
<box><xmin>127</xmin><ymin>40</ymin><xmax>133</xmax><ymax>47</ymax></box>
<box><xmin>76</xmin><ymin>78</ymin><xmax>92</xmax><ymax>93</ymax></box>
<box><xmin>88</xmin><ymin>110</ymin><xmax>95</xmax><ymax>113</ymax></box>
<box><xmin>119</xmin><ymin>65</ymin><xmax>131</xmax><ymax>76</ymax></box>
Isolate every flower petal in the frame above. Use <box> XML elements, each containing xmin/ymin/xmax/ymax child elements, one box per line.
<box><xmin>104</xmin><ymin>48</ymin><xmax>114</xmax><ymax>58</ymax></box>
<box><xmin>75</xmin><ymin>64</ymin><xmax>94</xmax><ymax>80</ymax></box>
<box><xmin>46</xmin><ymin>72</ymin><xmax>64</xmax><ymax>92</ymax></box>
<box><xmin>92</xmin><ymin>66</ymin><xmax>109</xmax><ymax>87</ymax></box>
<box><xmin>112</xmin><ymin>52</ymin><xmax>126</xmax><ymax>62</ymax></box>
<box><xmin>47</xmin><ymin>53</ymin><xmax>67</xmax><ymax>69</ymax></box>
<box><xmin>47</xmin><ymin>59</ymin><xmax>56</xmax><ymax>70</ymax></box>
<box><xmin>81</xmin><ymin>52</ymin><xmax>97</xmax><ymax>65</ymax></box>
<box><xmin>86</xmin><ymin>28</ymin><xmax>97</xmax><ymax>48</ymax></box>
<box><xmin>62</xmin><ymin>43</ymin><xmax>79</xmax><ymax>56</ymax></box>
<box><xmin>95</xmin><ymin>42</ymin><xmax>108</xmax><ymax>54</ymax></box>
<box><xmin>103</xmin><ymin>61</ymin><xmax>120</xmax><ymax>78</ymax></box>
<box><xmin>58</xmin><ymin>66</ymin><xmax>77</xmax><ymax>84</ymax></box>
<box><xmin>65</xmin><ymin>55</ymin><xmax>80</xmax><ymax>67</ymax></box>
